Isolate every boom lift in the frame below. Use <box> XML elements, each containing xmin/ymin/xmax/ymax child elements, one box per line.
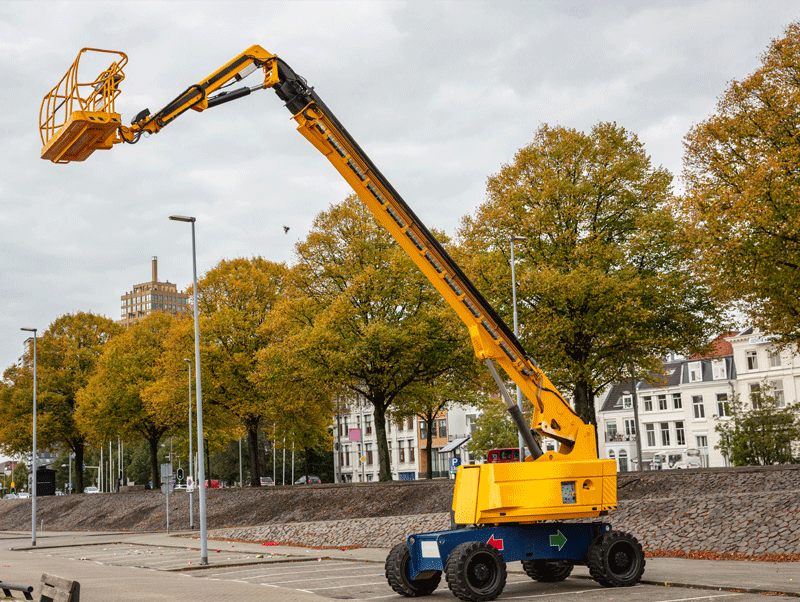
<box><xmin>40</xmin><ymin>46</ymin><xmax>645</xmax><ymax>601</ymax></box>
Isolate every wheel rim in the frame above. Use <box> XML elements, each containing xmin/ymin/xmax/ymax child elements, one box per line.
<box><xmin>467</xmin><ymin>552</ymin><xmax>499</xmax><ymax>593</ymax></box>
<box><xmin>607</xmin><ymin>541</ymin><xmax>637</xmax><ymax>579</ymax></box>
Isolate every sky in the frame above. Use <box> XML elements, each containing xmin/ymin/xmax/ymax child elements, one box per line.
<box><xmin>0</xmin><ymin>0</ymin><xmax>798</xmax><ymax>373</ymax></box>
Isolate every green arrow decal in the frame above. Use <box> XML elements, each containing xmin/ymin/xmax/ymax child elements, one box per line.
<box><xmin>549</xmin><ymin>530</ymin><xmax>567</xmax><ymax>551</ymax></box>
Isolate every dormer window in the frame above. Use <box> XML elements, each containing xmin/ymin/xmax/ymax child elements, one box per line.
<box><xmin>712</xmin><ymin>359</ymin><xmax>726</xmax><ymax>380</ymax></box>
<box><xmin>688</xmin><ymin>361</ymin><xmax>702</xmax><ymax>383</ymax></box>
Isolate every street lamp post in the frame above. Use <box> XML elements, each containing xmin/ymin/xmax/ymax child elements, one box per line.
<box><xmin>183</xmin><ymin>358</ymin><xmax>194</xmax><ymax>529</ymax></box>
<box><xmin>21</xmin><ymin>327</ymin><xmax>37</xmax><ymax>546</ymax></box>
<box><xmin>509</xmin><ymin>236</ymin><xmax>526</xmax><ymax>460</ymax></box>
<box><xmin>169</xmin><ymin>215</ymin><xmax>207</xmax><ymax>564</ymax></box>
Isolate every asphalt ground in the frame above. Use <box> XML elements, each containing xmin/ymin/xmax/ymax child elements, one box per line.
<box><xmin>0</xmin><ymin>530</ymin><xmax>797</xmax><ymax>602</ymax></box>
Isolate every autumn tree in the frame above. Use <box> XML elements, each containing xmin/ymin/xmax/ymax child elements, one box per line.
<box><xmin>680</xmin><ymin>22</ymin><xmax>800</xmax><ymax>345</ymax></box>
<box><xmin>391</xmin><ymin>366</ymin><xmax>484</xmax><ymax>479</ymax></box>
<box><xmin>264</xmin><ymin>195</ymin><xmax>481</xmax><ymax>481</ymax></box>
<box><xmin>0</xmin><ymin>312</ymin><xmax>122</xmax><ymax>492</ymax></box>
<box><xmin>189</xmin><ymin>257</ymin><xmax>288</xmax><ymax>487</ymax></box>
<box><xmin>458</xmin><ymin>122</ymin><xmax>723</xmax><ymax>428</ymax></box>
<box><xmin>715</xmin><ymin>385</ymin><xmax>800</xmax><ymax>466</ymax></box>
<box><xmin>76</xmin><ymin>312</ymin><xmax>182</xmax><ymax>488</ymax></box>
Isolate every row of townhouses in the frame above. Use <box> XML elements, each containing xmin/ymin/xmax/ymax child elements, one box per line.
<box><xmin>332</xmin><ymin>403</ymin><xmax>483</xmax><ymax>482</ymax></box>
<box><xmin>334</xmin><ymin>328</ymin><xmax>800</xmax><ymax>480</ymax></box>
<box><xmin>597</xmin><ymin>328</ymin><xmax>800</xmax><ymax>471</ymax></box>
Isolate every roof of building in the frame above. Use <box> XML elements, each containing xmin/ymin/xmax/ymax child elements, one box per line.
<box><xmin>689</xmin><ymin>331</ymin><xmax>738</xmax><ymax>359</ymax></box>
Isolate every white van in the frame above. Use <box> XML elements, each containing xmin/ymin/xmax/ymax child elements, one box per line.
<box><xmin>653</xmin><ymin>448</ymin><xmax>702</xmax><ymax>469</ymax></box>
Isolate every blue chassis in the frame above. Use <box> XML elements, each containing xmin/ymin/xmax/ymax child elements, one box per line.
<box><xmin>407</xmin><ymin>521</ymin><xmax>610</xmax><ymax>578</ymax></box>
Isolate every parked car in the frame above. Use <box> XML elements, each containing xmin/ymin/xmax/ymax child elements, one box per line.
<box><xmin>294</xmin><ymin>475</ymin><xmax>321</xmax><ymax>485</ymax></box>
<box><xmin>174</xmin><ymin>484</ymin><xmax>187</xmax><ymax>491</ymax></box>
<box><xmin>260</xmin><ymin>477</ymin><xmax>275</xmax><ymax>486</ymax></box>
<box><xmin>17</xmin><ymin>492</ymin><xmax>30</xmax><ymax>499</ymax></box>
<box><xmin>4</xmin><ymin>493</ymin><xmax>17</xmax><ymax>499</ymax></box>
<box><xmin>84</xmin><ymin>486</ymin><xmax>100</xmax><ymax>494</ymax></box>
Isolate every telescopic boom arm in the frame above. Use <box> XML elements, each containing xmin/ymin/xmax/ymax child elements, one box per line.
<box><xmin>40</xmin><ymin>45</ymin><xmax>595</xmax><ymax>458</ymax></box>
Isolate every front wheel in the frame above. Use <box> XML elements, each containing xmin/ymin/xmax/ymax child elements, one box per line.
<box><xmin>587</xmin><ymin>530</ymin><xmax>645</xmax><ymax>587</ymax></box>
<box><xmin>385</xmin><ymin>542</ymin><xmax>441</xmax><ymax>597</ymax></box>
<box><xmin>445</xmin><ymin>541</ymin><xmax>507</xmax><ymax>602</ymax></box>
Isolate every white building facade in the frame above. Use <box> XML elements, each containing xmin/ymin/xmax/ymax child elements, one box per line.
<box><xmin>597</xmin><ymin>329</ymin><xmax>800</xmax><ymax>471</ymax></box>
<box><xmin>332</xmin><ymin>400</ymin><xmax>482</xmax><ymax>481</ymax></box>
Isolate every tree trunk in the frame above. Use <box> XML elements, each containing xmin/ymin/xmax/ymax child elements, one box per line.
<box><xmin>425</xmin><ymin>415</ymin><xmax>434</xmax><ymax>479</ymax></box>
<box><xmin>149</xmin><ymin>436</ymin><xmax>161</xmax><ymax>489</ymax></box>
<box><xmin>573</xmin><ymin>380</ymin><xmax>596</xmax><ymax>427</ymax></box>
<box><xmin>247</xmin><ymin>425</ymin><xmax>261</xmax><ymax>486</ymax></box>
<box><xmin>373</xmin><ymin>402</ymin><xmax>392</xmax><ymax>481</ymax></box>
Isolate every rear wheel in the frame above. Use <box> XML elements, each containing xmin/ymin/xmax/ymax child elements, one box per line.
<box><xmin>445</xmin><ymin>541</ymin><xmax>507</xmax><ymax>602</ymax></box>
<box><xmin>385</xmin><ymin>542</ymin><xmax>441</xmax><ymax>597</ymax></box>
<box><xmin>587</xmin><ymin>530</ymin><xmax>645</xmax><ymax>587</ymax></box>
<box><xmin>521</xmin><ymin>559</ymin><xmax>574</xmax><ymax>582</ymax></box>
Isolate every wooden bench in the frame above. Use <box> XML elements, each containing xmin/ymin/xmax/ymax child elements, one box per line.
<box><xmin>38</xmin><ymin>575</ymin><xmax>79</xmax><ymax>602</ymax></box>
<box><xmin>0</xmin><ymin>581</ymin><xmax>34</xmax><ymax>600</ymax></box>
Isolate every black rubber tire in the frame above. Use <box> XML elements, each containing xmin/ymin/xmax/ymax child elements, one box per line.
<box><xmin>445</xmin><ymin>541</ymin><xmax>507</xmax><ymax>602</ymax></box>
<box><xmin>521</xmin><ymin>559</ymin><xmax>574</xmax><ymax>582</ymax></box>
<box><xmin>587</xmin><ymin>530</ymin><xmax>646</xmax><ymax>587</ymax></box>
<box><xmin>385</xmin><ymin>542</ymin><xmax>442</xmax><ymax>597</ymax></box>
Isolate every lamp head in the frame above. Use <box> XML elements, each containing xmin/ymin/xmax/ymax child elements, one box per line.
<box><xmin>169</xmin><ymin>215</ymin><xmax>196</xmax><ymax>223</ymax></box>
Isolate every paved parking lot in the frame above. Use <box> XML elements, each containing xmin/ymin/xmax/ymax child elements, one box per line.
<box><xmin>21</xmin><ymin>540</ymin><xmax>794</xmax><ymax>602</ymax></box>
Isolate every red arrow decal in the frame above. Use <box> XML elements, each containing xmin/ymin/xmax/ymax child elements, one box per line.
<box><xmin>487</xmin><ymin>534</ymin><xmax>504</xmax><ymax>550</ymax></box>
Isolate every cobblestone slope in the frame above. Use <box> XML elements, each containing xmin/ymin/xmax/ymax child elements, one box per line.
<box><xmin>0</xmin><ymin>466</ymin><xmax>797</xmax><ymax>558</ymax></box>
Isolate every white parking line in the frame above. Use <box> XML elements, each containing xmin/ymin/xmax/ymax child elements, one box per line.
<box><xmin>203</xmin><ymin>561</ymin><xmax>343</xmax><ymax>577</ymax></box>
<box><xmin>231</xmin><ymin>565</ymin><xmax>379</xmax><ymax>581</ymax></box>
<box><xmin>309</xmin><ymin>581</ymin><xmax>389</xmax><ymax>591</ymax></box>
<box><xmin>270</xmin><ymin>572</ymin><xmax>383</xmax><ymax>585</ymax></box>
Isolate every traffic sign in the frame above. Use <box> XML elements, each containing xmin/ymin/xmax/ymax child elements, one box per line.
<box><xmin>449</xmin><ymin>457</ymin><xmax>461</xmax><ymax>472</ymax></box>
<box><xmin>161</xmin><ymin>483</ymin><xmax>174</xmax><ymax>495</ymax></box>
<box><xmin>186</xmin><ymin>476</ymin><xmax>194</xmax><ymax>492</ymax></box>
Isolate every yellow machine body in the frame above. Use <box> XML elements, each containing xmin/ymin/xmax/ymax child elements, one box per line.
<box><xmin>454</xmin><ymin>423</ymin><xmax>616</xmax><ymax>524</ymax></box>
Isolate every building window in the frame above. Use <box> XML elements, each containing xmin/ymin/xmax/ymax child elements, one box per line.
<box><xmin>692</xmin><ymin>395</ymin><xmax>705</xmax><ymax>419</ymax></box>
<box><xmin>419</xmin><ymin>422</ymin><xmax>427</xmax><ymax>440</ymax></box>
<box><xmin>716</xmin><ymin>393</ymin><xmax>730</xmax><ymax>417</ymax></box>
<box><xmin>409</xmin><ymin>442</ymin><xmax>415</xmax><ymax>462</ymax></box>
<box><xmin>749</xmin><ymin>383</ymin><xmax>761</xmax><ymax>409</ymax></box>
<box><xmin>769</xmin><ymin>350</ymin><xmax>781</xmax><ymax>368</ymax></box>
<box><xmin>366</xmin><ymin>443</ymin><xmax>373</xmax><ymax>465</ymax></box>
<box><xmin>696</xmin><ymin>434</ymin><xmax>709</xmax><ymax>467</ymax></box>
<box><xmin>645</xmin><ymin>424</ymin><xmax>656</xmax><ymax>447</ymax></box>
<box><xmin>643</xmin><ymin>396</ymin><xmax>653</xmax><ymax>412</ymax></box>
<box><xmin>675</xmin><ymin>421</ymin><xmax>685</xmax><ymax>446</ymax></box>
<box><xmin>438</xmin><ymin>419</ymin><xmax>447</xmax><ymax>439</ymax></box>
<box><xmin>624</xmin><ymin>419</ymin><xmax>636</xmax><ymax>438</ymax></box>
<box><xmin>658</xmin><ymin>395</ymin><xmax>668</xmax><ymax>411</ymax></box>
<box><xmin>605</xmin><ymin>420</ymin><xmax>618</xmax><ymax>436</ymax></box>
<box><xmin>712</xmin><ymin>359</ymin><xmax>726</xmax><ymax>380</ymax></box>
<box><xmin>660</xmin><ymin>423</ymin><xmax>671</xmax><ymax>446</ymax></box>
<box><xmin>621</xmin><ymin>395</ymin><xmax>632</xmax><ymax>409</ymax></box>
<box><xmin>407</xmin><ymin>417</ymin><xmax>414</xmax><ymax>431</ymax></box>
<box><xmin>618</xmin><ymin>450</ymin><xmax>628</xmax><ymax>472</ymax></box>
<box><xmin>746</xmin><ymin>350</ymin><xmax>758</xmax><ymax>370</ymax></box>
<box><xmin>771</xmin><ymin>380</ymin><xmax>785</xmax><ymax>407</ymax></box>
<box><xmin>365</xmin><ymin>416</ymin><xmax>372</xmax><ymax>436</ymax></box>
<box><xmin>672</xmin><ymin>393</ymin><xmax>682</xmax><ymax>409</ymax></box>
<box><xmin>688</xmin><ymin>361</ymin><xmax>702</xmax><ymax>383</ymax></box>
<box><xmin>399</xmin><ymin>441</ymin><xmax>405</xmax><ymax>463</ymax></box>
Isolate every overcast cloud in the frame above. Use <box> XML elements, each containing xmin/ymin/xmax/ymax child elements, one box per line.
<box><xmin>1</xmin><ymin>1</ymin><xmax>797</xmax><ymax>372</ymax></box>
